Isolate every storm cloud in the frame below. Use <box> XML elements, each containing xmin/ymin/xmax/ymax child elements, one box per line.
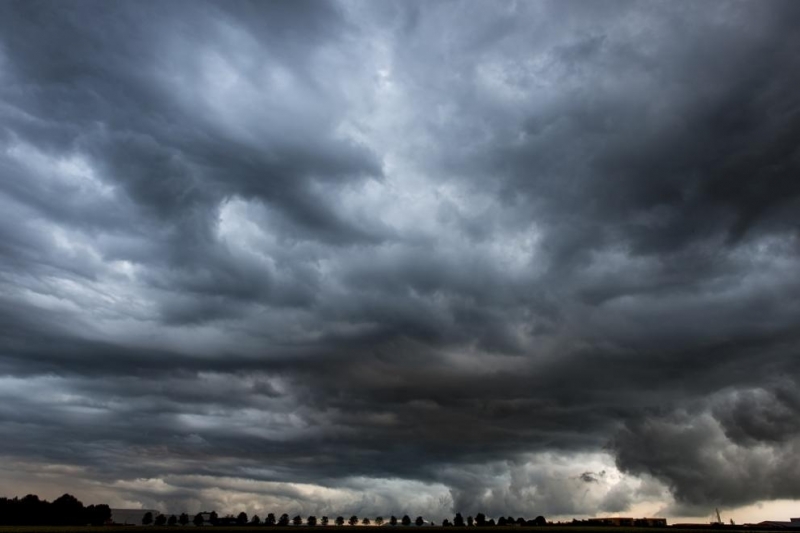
<box><xmin>1</xmin><ymin>0</ymin><xmax>799</xmax><ymax>521</ymax></box>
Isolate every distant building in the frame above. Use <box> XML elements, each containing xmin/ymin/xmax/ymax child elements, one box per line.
<box><xmin>109</xmin><ymin>508</ymin><xmax>161</xmax><ymax>526</ymax></box>
<box><xmin>755</xmin><ymin>519</ymin><xmax>800</xmax><ymax>529</ymax></box>
<box><xmin>584</xmin><ymin>517</ymin><xmax>667</xmax><ymax>527</ymax></box>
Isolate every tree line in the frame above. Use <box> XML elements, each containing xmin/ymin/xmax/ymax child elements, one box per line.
<box><xmin>0</xmin><ymin>493</ymin><xmax>549</xmax><ymax>527</ymax></box>
<box><xmin>0</xmin><ymin>494</ymin><xmax>111</xmax><ymax>526</ymax></box>
<box><xmin>149</xmin><ymin>511</ymin><xmax>549</xmax><ymax>527</ymax></box>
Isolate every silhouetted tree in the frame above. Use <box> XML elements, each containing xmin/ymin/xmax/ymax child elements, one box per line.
<box><xmin>454</xmin><ymin>513</ymin><xmax>464</xmax><ymax>527</ymax></box>
<box><xmin>168</xmin><ymin>515</ymin><xmax>178</xmax><ymax>526</ymax></box>
<box><xmin>210</xmin><ymin>511</ymin><xmax>219</xmax><ymax>525</ymax></box>
<box><xmin>467</xmin><ymin>517</ymin><xmax>474</xmax><ymax>527</ymax></box>
<box><xmin>99</xmin><ymin>504</ymin><xmax>113</xmax><ymax>526</ymax></box>
<box><xmin>237</xmin><ymin>512</ymin><xmax>248</xmax><ymax>525</ymax></box>
<box><xmin>376</xmin><ymin>517</ymin><xmax>384</xmax><ymax>526</ymax></box>
<box><xmin>252</xmin><ymin>515</ymin><xmax>262</xmax><ymax>525</ymax></box>
<box><xmin>52</xmin><ymin>494</ymin><xmax>85</xmax><ymax>526</ymax></box>
<box><xmin>178</xmin><ymin>513</ymin><xmax>189</xmax><ymax>526</ymax></box>
<box><xmin>85</xmin><ymin>504</ymin><xmax>111</xmax><ymax>526</ymax></box>
<box><xmin>155</xmin><ymin>514</ymin><xmax>167</xmax><ymax>526</ymax></box>
<box><xmin>443</xmin><ymin>519</ymin><xmax>452</xmax><ymax>527</ymax></box>
<box><xmin>308</xmin><ymin>516</ymin><xmax>318</xmax><ymax>526</ymax></box>
<box><xmin>390</xmin><ymin>516</ymin><xmax>398</xmax><ymax>526</ymax></box>
<box><xmin>507</xmin><ymin>517</ymin><xmax>515</xmax><ymax>525</ymax></box>
<box><xmin>486</xmin><ymin>519</ymin><xmax>496</xmax><ymax>526</ymax></box>
<box><xmin>516</xmin><ymin>518</ymin><xmax>526</xmax><ymax>526</ymax></box>
<box><xmin>20</xmin><ymin>494</ymin><xmax>45</xmax><ymax>525</ymax></box>
<box><xmin>294</xmin><ymin>515</ymin><xmax>304</xmax><ymax>526</ymax></box>
<box><xmin>534</xmin><ymin>516</ymin><xmax>546</xmax><ymax>526</ymax></box>
<box><xmin>402</xmin><ymin>515</ymin><xmax>411</xmax><ymax>526</ymax></box>
<box><xmin>363</xmin><ymin>518</ymin><xmax>371</xmax><ymax>525</ymax></box>
<box><xmin>322</xmin><ymin>516</ymin><xmax>329</xmax><ymax>526</ymax></box>
<box><xmin>193</xmin><ymin>513</ymin><xmax>204</xmax><ymax>526</ymax></box>
<box><xmin>279</xmin><ymin>513</ymin><xmax>290</xmax><ymax>526</ymax></box>
<box><xmin>474</xmin><ymin>514</ymin><xmax>486</xmax><ymax>527</ymax></box>
<box><xmin>143</xmin><ymin>512</ymin><xmax>154</xmax><ymax>526</ymax></box>
<box><xmin>349</xmin><ymin>516</ymin><xmax>359</xmax><ymax>526</ymax></box>
<box><xmin>336</xmin><ymin>516</ymin><xmax>345</xmax><ymax>526</ymax></box>
<box><xmin>498</xmin><ymin>517</ymin><xmax>507</xmax><ymax>527</ymax></box>
<box><xmin>267</xmin><ymin>513</ymin><xmax>277</xmax><ymax>526</ymax></box>
<box><xmin>415</xmin><ymin>517</ymin><xmax>424</xmax><ymax>527</ymax></box>
<box><xmin>0</xmin><ymin>494</ymin><xmax>112</xmax><ymax>526</ymax></box>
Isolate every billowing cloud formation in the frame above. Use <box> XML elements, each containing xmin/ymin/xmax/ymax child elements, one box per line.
<box><xmin>614</xmin><ymin>383</ymin><xmax>800</xmax><ymax>514</ymax></box>
<box><xmin>1</xmin><ymin>0</ymin><xmax>799</xmax><ymax>520</ymax></box>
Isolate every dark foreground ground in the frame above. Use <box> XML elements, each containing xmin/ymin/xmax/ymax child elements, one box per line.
<box><xmin>0</xmin><ymin>526</ymin><xmax>775</xmax><ymax>533</ymax></box>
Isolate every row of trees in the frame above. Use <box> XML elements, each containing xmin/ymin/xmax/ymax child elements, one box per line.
<box><xmin>144</xmin><ymin>511</ymin><xmax>549</xmax><ymax>527</ymax></box>
<box><xmin>0</xmin><ymin>493</ymin><xmax>547</xmax><ymax>528</ymax></box>
<box><xmin>0</xmin><ymin>494</ymin><xmax>111</xmax><ymax>526</ymax></box>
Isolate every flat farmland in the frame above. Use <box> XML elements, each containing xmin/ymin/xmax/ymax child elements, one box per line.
<box><xmin>0</xmin><ymin>525</ymin><xmax>770</xmax><ymax>533</ymax></box>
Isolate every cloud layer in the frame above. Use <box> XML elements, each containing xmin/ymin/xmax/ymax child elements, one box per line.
<box><xmin>1</xmin><ymin>0</ymin><xmax>799</xmax><ymax>521</ymax></box>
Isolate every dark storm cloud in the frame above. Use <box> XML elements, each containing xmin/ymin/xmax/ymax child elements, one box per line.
<box><xmin>613</xmin><ymin>384</ymin><xmax>800</xmax><ymax>510</ymax></box>
<box><xmin>1</xmin><ymin>0</ymin><xmax>800</xmax><ymax>519</ymax></box>
<box><xmin>417</xmin><ymin>1</ymin><xmax>800</xmax><ymax>262</ymax></box>
<box><xmin>715</xmin><ymin>384</ymin><xmax>800</xmax><ymax>445</ymax></box>
<box><xmin>0</xmin><ymin>0</ymin><xmax>381</xmax><ymax>236</ymax></box>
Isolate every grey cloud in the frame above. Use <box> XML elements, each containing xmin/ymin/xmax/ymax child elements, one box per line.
<box><xmin>0</xmin><ymin>0</ymin><xmax>382</xmax><ymax>244</ymax></box>
<box><xmin>440</xmin><ymin>457</ymin><xmax>644</xmax><ymax>519</ymax></box>
<box><xmin>714</xmin><ymin>385</ymin><xmax>800</xmax><ymax>445</ymax></box>
<box><xmin>613</xmin><ymin>383</ymin><xmax>800</xmax><ymax>510</ymax></box>
<box><xmin>1</xmin><ymin>0</ymin><xmax>800</xmax><ymax>520</ymax></box>
<box><xmin>402</xmin><ymin>1</ymin><xmax>800</xmax><ymax>262</ymax></box>
<box><xmin>580</xmin><ymin>472</ymin><xmax>600</xmax><ymax>484</ymax></box>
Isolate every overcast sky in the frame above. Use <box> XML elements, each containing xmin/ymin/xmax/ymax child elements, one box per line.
<box><xmin>1</xmin><ymin>0</ymin><xmax>800</xmax><ymax>523</ymax></box>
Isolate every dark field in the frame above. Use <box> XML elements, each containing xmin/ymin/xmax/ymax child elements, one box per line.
<box><xmin>0</xmin><ymin>526</ymin><xmax>769</xmax><ymax>533</ymax></box>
